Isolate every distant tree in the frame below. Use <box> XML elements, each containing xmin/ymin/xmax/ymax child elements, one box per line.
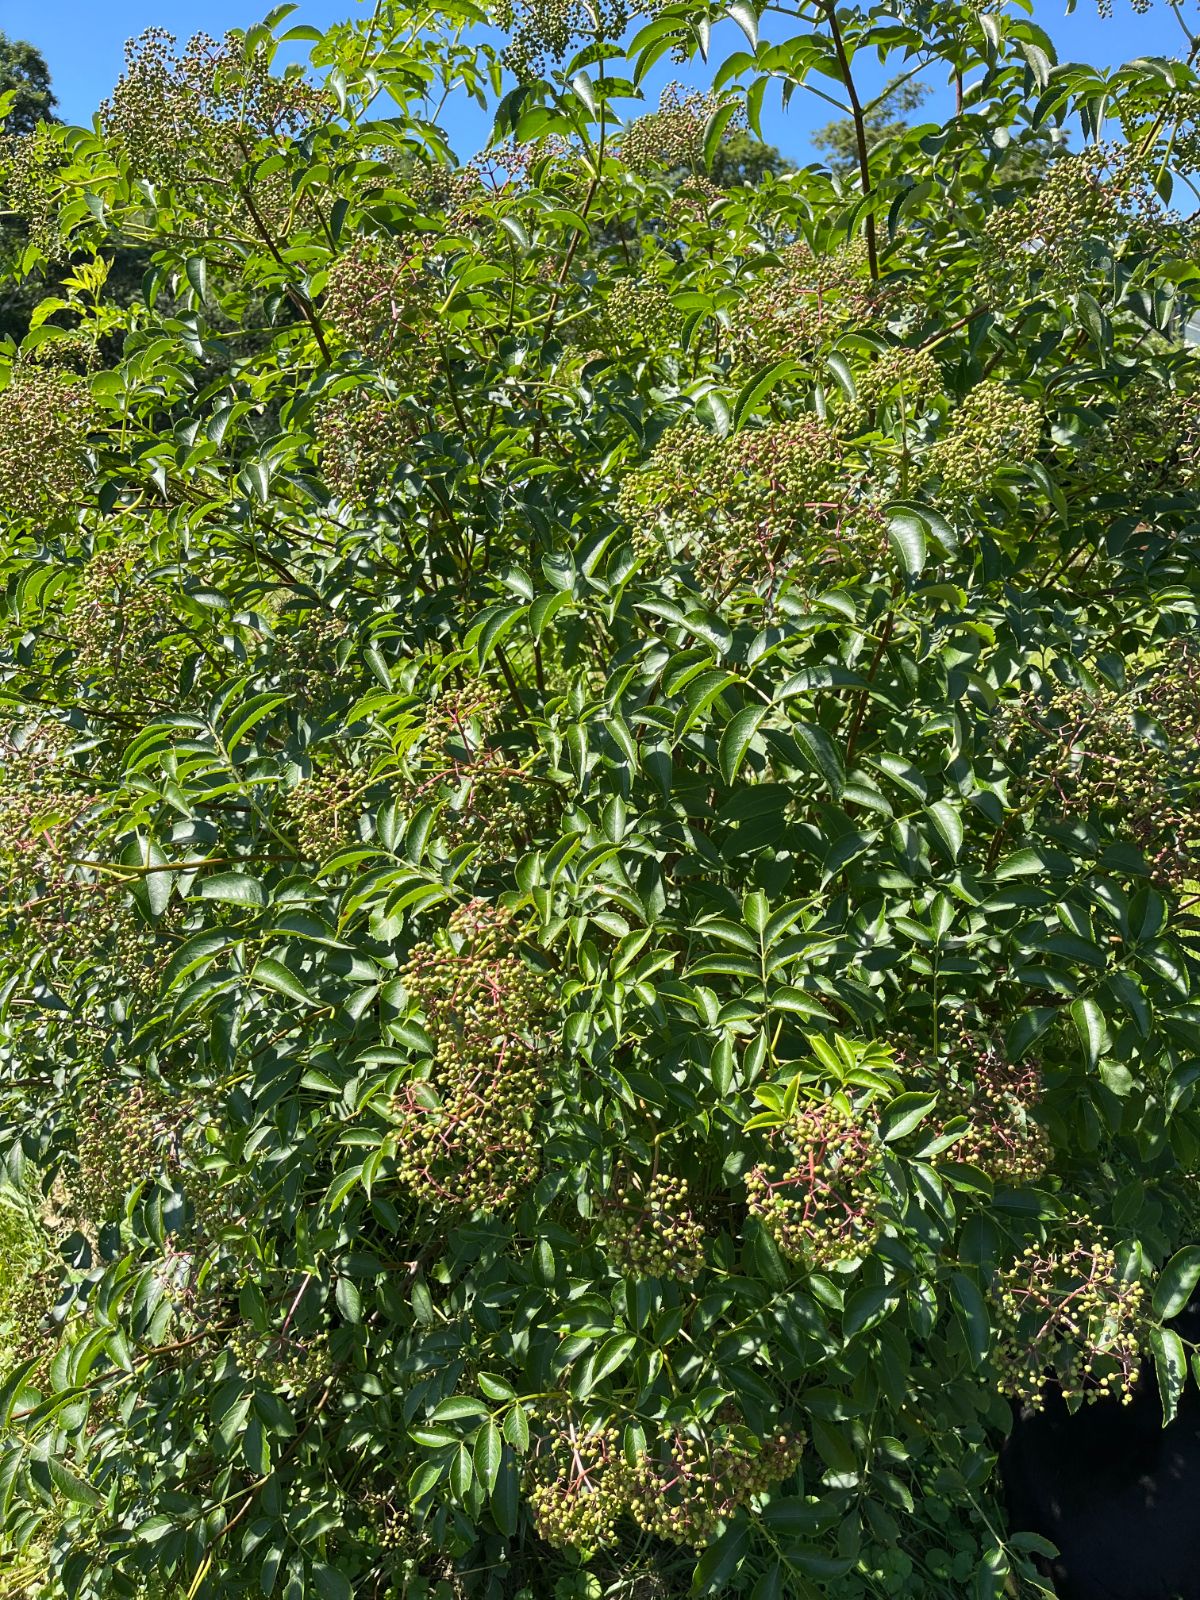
<box><xmin>709</xmin><ymin>128</ymin><xmax>795</xmax><ymax>187</ymax></box>
<box><xmin>0</xmin><ymin>34</ymin><xmax>56</xmax><ymax>135</ymax></box>
<box><xmin>813</xmin><ymin>74</ymin><xmax>929</xmax><ymax>174</ymax></box>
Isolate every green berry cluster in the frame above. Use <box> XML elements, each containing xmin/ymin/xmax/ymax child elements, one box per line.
<box><xmin>395</xmin><ymin>680</ymin><xmax>548</xmax><ymax>853</ymax></box>
<box><xmin>229</xmin><ymin>1324</ymin><xmax>329</xmax><ymax>1397</ymax></box>
<box><xmin>101</xmin><ymin>28</ymin><xmax>329</xmax><ymax>194</ymax></box>
<box><xmin>71</xmin><ymin>1080</ymin><xmax>177</xmax><ymax>1229</ymax></box>
<box><xmin>813</xmin><ymin>500</ymin><xmax>892</xmax><ymax>576</ymax></box>
<box><xmin>999</xmin><ymin>662</ymin><xmax>1200</xmax><ymax>889</ymax></box>
<box><xmin>0</xmin><ymin>1190</ymin><xmax>54</xmax><ymax>1374</ymax></box>
<box><xmin>286</xmin><ymin>769</ymin><xmax>365</xmax><ymax>861</ymax></box>
<box><xmin>0</xmin><ymin>124</ymin><xmax>70</xmax><ymax>259</ymax></box>
<box><xmin>936</xmin><ymin>1028</ymin><xmax>1050</xmax><ymax>1185</ymax></box>
<box><xmin>1076</xmin><ymin>376</ymin><xmax>1200</xmax><ymax>494</ymax></box>
<box><xmin>527</xmin><ymin>1420</ymin><xmax>624</xmax><ymax>1551</ymax></box>
<box><xmin>392</xmin><ymin>902</ymin><xmax>549</xmax><ymax>1211</ymax></box>
<box><xmin>316</xmin><ymin>387</ymin><xmax>415</xmax><ymax>505</ymax></box>
<box><xmin>0</xmin><ymin>364</ymin><xmax>93</xmax><ymax>522</ymax></box>
<box><xmin>925</xmin><ymin>378</ymin><xmax>1040</xmax><ymax>493</ymax></box>
<box><xmin>732</xmin><ymin>239</ymin><xmax>874</xmax><ymax>370</ymax></box>
<box><xmin>854</xmin><ymin>345</ymin><xmax>941</xmax><ymax>418</ymax></box>
<box><xmin>619</xmin><ymin>416</ymin><xmax>842</xmax><ymax>585</ymax></box>
<box><xmin>618</xmin><ymin>1421</ymin><xmax>805</xmax><ymax>1547</ymax></box>
<box><xmin>495</xmin><ymin>0</ymin><xmax>634</xmax><ymax>79</ymax></box>
<box><xmin>66</xmin><ymin>545</ymin><xmax>182</xmax><ymax>702</ymax></box>
<box><xmin>596</xmin><ymin>278</ymin><xmax>682</xmax><ymax>351</ymax></box>
<box><xmin>263</xmin><ymin>605</ymin><xmax>350</xmax><ymax>705</ymax></box>
<box><xmin>620</xmin><ymin>85</ymin><xmax>733</xmax><ymax>174</ymax></box>
<box><xmin>982</xmin><ymin>148</ymin><xmax>1121</xmax><ymax>293</ymax></box>
<box><xmin>992</xmin><ymin>1232</ymin><xmax>1148</xmax><ymax>1407</ymax></box>
<box><xmin>746</xmin><ymin>1098</ymin><xmax>883</xmax><ymax>1268</ymax></box>
<box><xmin>602</xmin><ymin>1172</ymin><xmax>706</xmax><ymax>1280</ymax></box>
<box><xmin>322</xmin><ymin>236</ymin><xmax>440</xmax><ymax>370</ymax></box>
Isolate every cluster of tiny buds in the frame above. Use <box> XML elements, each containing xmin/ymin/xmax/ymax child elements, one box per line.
<box><xmin>394</xmin><ymin>678</ymin><xmax>548</xmax><ymax>851</ymax></box>
<box><xmin>526</xmin><ymin>1411</ymin><xmax>803</xmax><ymax>1552</ymax></box>
<box><xmin>733</xmin><ymin>239</ymin><xmax>874</xmax><ymax>370</ymax></box>
<box><xmin>228</xmin><ymin>1324</ymin><xmax>329</xmax><ymax>1397</ymax></box>
<box><xmin>392</xmin><ymin>901</ymin><xmax>548</xmax><ymax>1210</ymax></box>
<box><xmin>286</xmin><ymin>768</ymin><xmax>365</xmax><ymax>861</ymax></box>
<box><xmin>992</xmin><ymin>1233</ymin><xmax>1149</xmax><ymax>1407</ymax></box>
<box><xmin>924</xmin><ymin>378</ymin><xmax>1040</xmax><ymax>494</ymax></box>
<box><xmin>620</xmin><ymin>85</ymin><xmax>738</xmax><ymax>175</ymax></box>
<box><xmin>495</xmin><ymin>0</ymin><xmax>636</xmax><ymax>80</ymax></box>
<box><xmin>1077</xmin><ymin>377</ymin><xmax>1200</xmax><ymax>494</ymax></box>
<box><xmin>745</xmin><ymin>1098</ymin><xmax>883</xmax><ymax>1268</ymax></box>
<box><xmin>0</xmin><ymin>364</ymin><xmax>93</xmax><ymax>521</ymax></box>
<box><xmin>101</xmin><ymin>28</ymin><xmax>330</xmax><ymax>191</ymax></box>
<box><xmin>322</xmin><ymin>236</ymin><xmax>440</xmax><ymax>370</ymax></box>
<box><xmin>602</xmin><ymin>1173</ymin><xmax>706</xmax><ymax>1281</ymax></box>
<box><xmin>593</xmin><ymin>278</ymin><xmax>681</xmax><ymax>352</ymax></box>
<box><xmin>982</xmin><ymin>147</ymin><xmax>1122</xmax><ymax>294</ymax></box>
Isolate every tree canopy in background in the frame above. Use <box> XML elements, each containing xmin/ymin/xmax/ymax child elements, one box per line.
<box><xmin>1</xmin><ymin>1</ymin><xmax>1200</xmax><ymax>1597</ymax></box>
<box><xmin>0</xmin><ymin>34</ymin><xmax>56</xmax><ymax>138</ymax></box>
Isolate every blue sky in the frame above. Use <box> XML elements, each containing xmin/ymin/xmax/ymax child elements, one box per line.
<box><xmin>0</xmin><ymin>0</ymin><xmax>1188</xmax><ymax>162</ymax></box>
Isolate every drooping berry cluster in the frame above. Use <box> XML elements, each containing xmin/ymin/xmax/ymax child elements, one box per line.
<box><xmin>526</xmin><ymin>1410</ymin><xmax>803</xmax><ymax>1552</ymax></box>
<box><xmin>618</xmin><ymin>1420</ymin><xmax>805</xmax><ymax>1547</ymax></box>
<box><xmin>315</xmin><ymin>386</ymin><xmax>415</xmax><ymax>505</ymax></box>
<box><xmin>854</xmin><ymin>345</ymin><xmax>941</xmax><ymax>419</ymax></box>
<box><xmin>393</xmin><ymin>680</ymin><xmax>548</xmax><ymax>852</ymax></box>
<box><xmin>71</xmin><ymin>1080</ymin><xmax>179</xmax><ymax>1229</ymax></box>
<box><xmin>0</xmin><ymin>124</ymin><xmax>70</xmax><ymax>259</ymax></box>
<box><xmin>527</xmin><ymin>1418</ymin><xmax>625</xmax><ymax>1551</ymax></box>
<box><xmin>392</xmin><ymin>902</ymin><xmax>549</xmax><ymax>1211</ymax></box>
<box><xmin>602</xmin><ymin>1172</ymin><xmax>706</xmax><ymax>1280</ymax></box>
<box><xmin>286</xmin><ymin>769</ymin><xmax>366</xmax><ymax>861</ymax></box>
<box><xmin>620</xmin><ymin>417</ymin><xmax>843</xmax><ymax>585</ymax></box>
<box><xmin>924</xmin><ymin>378</ymin><xmax>1040</xmax><ymax>494</ymax></box>
<box><xmin>998</xmin><ymin>659</ymin><xmax>1200</xmax><ymax>888</ymax></box>
<box><xmin>66</xmin><ymin>545</ymin><xmax>182</xmax><ymax>702</ymax></box>
<box><xmin>261</xmin><ymin>604</ymin><xmax>351</xmax><ymax>706</ymax></box>
<box><xmin>732</xmin><ymin>239</ymin><xmax>875</xmax><ymax>370</ymax></box>
<box><xmin>982</xmin><ymin>148</ymin><xmax>1122</xmax><ymax>294</ymax></box>
<box><xmin>495</xmin><ymin>0</ymin><xmax>637</xmax><ymax>79</ymax></box>
<box><xmin>992</xmin><ymin>1232</ymin><xmax>1149</xmax><ymax>1406</ymax></box>
<box><xmin>322</xmin><ymin>236</ymin><xmax>440</xmax><ymax>371</ymax></box>
<box><xmin>1075</xmin><ymin>376</ymin><xmax>1200</xmax><ymax>494</ymax></box>
<box><xmin>0</xmin><ymin>364</ymin><xmax>94</xmax><ymax>521</ymax></box>
<box><xmin>229</xmin><ymin>1324</ymin><xmax>329</xmax><ymax>1398</ymax></box>
<box><xmin>745</xmin><ymin>1098</ymin><xmax>883</xmax><ymax>1268</ymax></box>
<box><xmin>936</xmin><ymin>1030</ymin><xmax>1050</xmax><ymax>1185</ymax></box>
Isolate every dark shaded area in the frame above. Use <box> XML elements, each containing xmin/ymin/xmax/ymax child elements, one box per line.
<box><xmin>1001</xmin><ymin>1304</ymin><xmax>1200</xmax><ymax>1600</ymax></box>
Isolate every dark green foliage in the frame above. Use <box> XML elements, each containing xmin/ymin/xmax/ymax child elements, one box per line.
<box><xmin>0</xmin><ymin>3</ymin><xmax>1197</xmax><ymax>1599</ymax></box>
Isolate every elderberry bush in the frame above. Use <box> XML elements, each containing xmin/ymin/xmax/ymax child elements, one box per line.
<box><xmin>3</xmin><ymin>2</ymin><xmax>1200</xmax><ymax>1598</ymax></box>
